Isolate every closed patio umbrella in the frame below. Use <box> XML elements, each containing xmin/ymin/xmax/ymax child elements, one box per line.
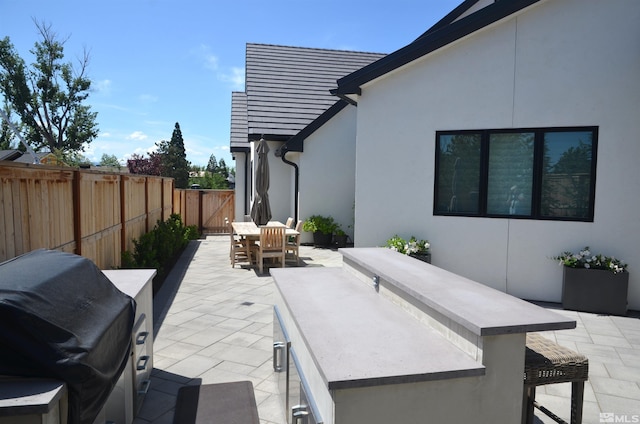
<box><xmin>250</xmin><ymin>138</ymin><xmax>272</xmax><ymax>225</ymax></box>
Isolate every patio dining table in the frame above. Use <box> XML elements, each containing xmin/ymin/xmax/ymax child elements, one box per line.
<box><xmin>231</xmin><ymin>221</ymin><xmax>299</xmax><ymax>265</ymax></box>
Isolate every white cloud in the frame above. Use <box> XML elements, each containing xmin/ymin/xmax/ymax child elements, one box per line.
<box><xmin>194</xmin><ymin>44</ymin><xmax>219</xmax><ymax>71</ymax></box>
<box><xmin>133</xmin><ymin>145</ymin><xmax>157</xmax><ymax>155</ymax></box>
<box><xmin>126</xmin><ymin>131</ymin><xmax>148</xmax><ymax>141</ymax></box>
<box><xmin>194</xmin><ymin>44</ymin><xmax>243</xmax><ymax>90</ymax></box>
<box><xmin>94</xmin><ymin>79</ymin><xmax>112</xmax><ymax>95</ymax></box>
<box><xmin>138</xmin><ymin>94</ymin><xmax>159</xmax><ymax>103</ymax></box>
<box><xmin>205</xmin><ymin>53</ymin><xmax>219</xmax><ymax>71</ymax></box>
<box><xmin>218</xmin><ymin>67</ymin><xmax>245</xmax><ymax>90</ymax></box>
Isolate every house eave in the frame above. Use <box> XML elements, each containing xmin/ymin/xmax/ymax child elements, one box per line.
<box><xmin>248</xmin><ymin>133</ymin><xmax>290</xmax><ymax>143</ymax></box>
<box><xmin>280</xmin><ymin>100</ymin><xmax>350</xmax><ymax>154</ymax></box>
<box><xmin>335</xmin><ymin>0</ymin><xmax>541</xmax><ymax>96</ymax></box>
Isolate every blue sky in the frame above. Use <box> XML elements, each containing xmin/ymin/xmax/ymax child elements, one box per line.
<box><xmin>1</xmin><ymin>0</ymin><xmax>461</xmax><ymax>167</ymax></box>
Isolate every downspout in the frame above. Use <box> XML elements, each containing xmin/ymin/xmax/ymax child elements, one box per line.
<box><xmin>279</xmin><ymin>146</ymin><xmax>299</xmax><ymax>223</ymax></box>
<box><xmin>244</xmin><ymin>153</ymin><xmax>249</xmax><ymax>215</ymax></box>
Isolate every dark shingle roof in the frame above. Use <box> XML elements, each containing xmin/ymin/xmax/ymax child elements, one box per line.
<box><xmin>335</xmin><ymin>0</ymin><xmax>541</xmax><ymax>97</ymax></box>
<box><xmin>282</xmin><ymin>100</ymin><xmax>349</xmax><ymax>153</ymax></box>
<box><xmin>230</xmin><ymin>92</ymin><xmax>248</xmax><ymax>152</ymax></box>
<box><xmin>245</xmin><ymin>43</ymin><xmax>385</xmax><ymax>141</ymax></box>
<box><xmin>13</xmin><ymin>151</ymin><xmax>50</xmax><ymax>163</ymax></box>
<box><xmin>0</xmin><ymin>150</ymin><xmax>23</xmax><ymax>161</ymax></box>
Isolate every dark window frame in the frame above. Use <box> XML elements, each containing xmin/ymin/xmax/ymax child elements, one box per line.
<box><xmin>434</xmin><ymin>126</ymin><xmax>598</xmax><ymax>222</ymax></box>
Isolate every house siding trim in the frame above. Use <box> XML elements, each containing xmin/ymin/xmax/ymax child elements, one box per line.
<box><xmin>335</xmin><ymin>0</ymin><xmax>542</xmax><ymax>96</ymax></box>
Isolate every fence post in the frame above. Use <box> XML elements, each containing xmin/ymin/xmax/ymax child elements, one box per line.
<box><xmin>73</xmin><ymin>169</ymin><xmax>82</xmax><ymax>256</ymax></box>
<box><xmin>199</xmin><ymin>190</ymin><xmax>204</xmax><ymax>233</ymax></box>
<box><xmin>120</xmin><ymin>175</ymin><xmax>126</xmax><ymax>256</ymax></box>
<box><xmin>145</xmin><ymin>177</ymin><xmax>150</xmax><ymax>232</ymax></box>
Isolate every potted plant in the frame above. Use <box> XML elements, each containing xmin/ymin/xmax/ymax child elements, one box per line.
<box><xmin>302</xmin><ymin>215</ymin><xmax>337</xmax><ymax>247</ymax></box>
<box><xmin>385</xmin><ymin>235</ymin><xmax>431</xmax><ymax>263</ymax></box>
<box><xmin>553</xmin><ymin>246</ymin><xmax>629</xmax><ymax>315</ymax></box>
<box><xmin>334</xmin><ymin>227</ymin><xmax>348</xmax><ymax>248</ymax></box>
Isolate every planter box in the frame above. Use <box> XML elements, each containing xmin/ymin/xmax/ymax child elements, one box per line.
<box><xmin>410</xmin><ymin>253</ymin><xmax>431</xmax><ymax>264</ymax></box>
<box><xmin>334</xmin><ymin>234</ymin><xmax>348</xmax><ymax>248</ymax></box>
<box><xmin>562</xmin><ymin>266</ymin><xmax>629</xmax><ymax>315</ymax></box>
<box><xmin>312</xmin><ymin>231</ymin><xmax>333</xmax><ymax>247</ymax></box>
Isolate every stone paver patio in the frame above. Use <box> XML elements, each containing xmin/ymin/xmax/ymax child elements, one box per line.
<box><xmin>133</xmin><ymin>235</ymin><xmax>640</xmax><ymax>424</ymax></box>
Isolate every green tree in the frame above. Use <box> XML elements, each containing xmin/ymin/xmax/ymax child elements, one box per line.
<box><xmin>0</xmin><ymin>102</ymin><xmax>19</xmax><ymax>150</ymax></box>
<box><xmin>218</xmin><ymin>158</ymin><xmax>229</xmax><ymax>179</ymax></box>
<box><xmin>157</xmin><ymin>122</ymin><xmax>190</xmax><ymax>188</ymax></box>
<box><xmin>206</xmin><ymin>154</ymin><xmax>218</xmax><ymax>173</ymax></box>
<box><xmin>100</xmin><ymin>153</ymin><xmax>121</xmax><ymax>169</ymax></box>
<box><xmin>0</xmin><ymin>119</ymin><xmax>12</xmax><ymax>149</ymax></box>
<box><xmin>55</xmin><ymin>148</ymin><xmax>90</xmax><ymax>167</ymax></box>
<box><xmin>0</xmin><ymin>20</ymin><xmax>98</xmax><ymax>154</ymax></box>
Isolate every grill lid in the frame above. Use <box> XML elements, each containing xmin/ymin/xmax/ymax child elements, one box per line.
<box><xmin>0</xmin><ymin>249</ymin><xmax>136</xmax><ymax>424</ymax></box>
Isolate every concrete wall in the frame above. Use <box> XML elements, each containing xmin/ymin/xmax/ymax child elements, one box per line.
<box><xmin>232</xmin><ymin>151</ymin><xmax>248</xmax><ymax>221</ymax></box>
<box><xmin>297</xmin><ymin>105</ymin><xmax>357</xmax><ymax>244</ymax></box>
<box><xmin>353</xmin><ymin>0</ymin><xmax>640</xmax><ymax>309</ymax></box>
<box><xmin>263</xmin><ymin>139</ymin><xmax>294</xmax><ymax>224</ymax></box>
<box><xmin>233</xmin><ymin>105</ymin><xmax>357</xmax><ymax>245</ymax></box>
<box><xmin>235</xmin><ymin>139</ymin><xmax>294</xmax><ymax>225</ymax></box>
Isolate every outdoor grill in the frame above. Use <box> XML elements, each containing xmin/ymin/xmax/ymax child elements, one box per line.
<box><xmin>0</xmin><ymin>249</ymin><xmax>136</xmax><ymax>424</ymax></box>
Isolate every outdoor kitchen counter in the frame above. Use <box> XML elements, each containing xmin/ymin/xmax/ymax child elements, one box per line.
<box><xmin>0</xmin><ymin>378</ymin><xmax>67</xmax><ymax>422</ymax></box>
<box><xmin>272</xmin><ymin>267</ymin><xmax>485</xmax><ymax>390</ymax></box>
<box><xmin>340</xmin><ymin>247</ymin><xmax>577</xmax><ymax>335</ymax></box>
<box><xmin>271</xmin><ymin>248</ymin><xmax>578</xmax><ymax>424</ymax></box>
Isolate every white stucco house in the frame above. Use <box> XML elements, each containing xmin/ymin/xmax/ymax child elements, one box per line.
<box><xmin>230</xmin><ymin>44</ymin><xmax>384</xmax><ymax>243</ymax></box>
<box><xmin>330</xmin><ymin>0</ymin><xmax>640</xmax><ymax>309</ymax></box>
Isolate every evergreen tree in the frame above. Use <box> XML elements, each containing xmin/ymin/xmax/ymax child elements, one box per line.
<box><xmin>157</xmin><ymin>122</ymin><xmax>190</xmax><ymax>188</ymax></box>
<box><xmin>206</xmin><ymin>154</ymin><xmax>218</xmax><ymax>173</ymax></box>
<box><xmin>218</xmin><ymin>158</ymin><xmax>229</xmax><ymax>179</ymax></box>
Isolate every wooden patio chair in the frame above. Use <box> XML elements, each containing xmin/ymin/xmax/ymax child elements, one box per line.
<box><xmin>285</xmin><ymin>220</ymin><xmax>303</xmax><ymax>265</ymax></box>
<box><xmin>256</xmin><ymin>226</ymin><xmax>286</xmax><ymax>274</ymax></box>
<box><xmin>285</xmin><ymin>217</ymin><xmax>294</xmax><ymax>228</ymax></box>
<box><xmin>227</xmin><ymin>219</ymin><xmax>252</xmax><ymax>268</ymax></box>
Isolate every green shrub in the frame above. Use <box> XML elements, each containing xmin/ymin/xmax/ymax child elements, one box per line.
<box><xmin>184</xmin><ymin>225</ymin><xmax>200</xmax><ymax>241</ymax></box>
<box><xmin>302</xmin><ymin>215</ymin><xmax>338</xmax><ymax>235</ymax></box>
<box><xmin>121</xmin><ymin>214</ymin><xmax>199</xmax><ymax>278</ymax></box>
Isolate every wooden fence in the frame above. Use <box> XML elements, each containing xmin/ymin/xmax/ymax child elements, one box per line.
<box><xmin>173</xmin><ymin>188</ymin><xmax>235</xmax><ymax>234</ymax></box>
<box><xmin>0</xmin><ymin>161</ymin><xmax>233</xmax><ymax>270</ymax></box>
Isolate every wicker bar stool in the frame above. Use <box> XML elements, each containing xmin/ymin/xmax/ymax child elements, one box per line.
<box><xmin>523</xmin><ymin>333</ymin><xmax>589</xmax><ymax>424</ymax></box>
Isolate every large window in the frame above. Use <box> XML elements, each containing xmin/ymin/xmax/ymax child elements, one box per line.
<box><xmin>434</xmin><ymin>127</ymin><xmax>597</xmax><ymax>221</ymax></box>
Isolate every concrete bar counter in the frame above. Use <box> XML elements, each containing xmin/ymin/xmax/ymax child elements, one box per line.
<box><xmin>271</xmin><ymin>248</ymin><xmax>576</xmax><ymax>424</ymax></box>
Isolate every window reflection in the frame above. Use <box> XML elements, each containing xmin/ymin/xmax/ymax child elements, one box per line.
<box><xmin>541</xmin><ymin>131</ymin><xmax>593</xmax><ymax>218</ymax></box>
<box><xmin>435</xmin><ymin>133</ymin><xmax>481</xmax><ymax>214</ymax></box>
<box><xmin>434</xmin><ymin>127</ymin><xmax>597</xmax><ymax>221</ymax></box>
<box><xmin>487</xmin><ymin>133</ymin><xmax>534</xmax><ymax>216</ymax></box>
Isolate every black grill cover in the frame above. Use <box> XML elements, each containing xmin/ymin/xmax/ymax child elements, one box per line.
<box><xmin>0</xmin><ymin>249</ymin><xmax>136</xmax><ymax>424</ymax></box>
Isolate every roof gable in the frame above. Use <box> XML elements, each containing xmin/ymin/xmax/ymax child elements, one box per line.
<box><xmin>245</xmin><ymin>43</ymin><xmax>385</xmax><ymax>141</ymax></box>
<box><xmin>335</xmin><ymin>0</ymin><xmax>541</xmax><ymax>97</ymax></box>
<box><xmin>280</xmin><ymin>100</ymin><xmax>349</xmax><ymax>154</ymax></box>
